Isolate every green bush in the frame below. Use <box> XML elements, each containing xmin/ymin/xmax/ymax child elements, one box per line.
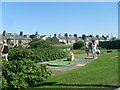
<box><xmin>106</xmin><ymin>40</ymin><xmax>120</xmax><ymax>49</ymax></box>
<box><xmin>2</xmin><ymin>60</ymin><xmax>51</xmax><ymax>89</ymax></box>
<box><xmin>99</xmin><ymin>41</ymin><xmax>109</xmax><ymax>48</ymax></box>
<box><xmin>8</xmin><ymin>46</ymin><xmax>67</xmax><ymax>62</ymax></box>
<box><xmin>73</xmin><ymin>41</ymin><xmax>84</xmax><ymax>49</ymax></box>
<box><xmin>99</xmin><ymin>40</ymin><xmax>120</xmax><ymax>49</ymax></box>
<box><xmin>29</xmin><ymin>39</ymin><xmax>53</xmax><ymax>48</ymax></box>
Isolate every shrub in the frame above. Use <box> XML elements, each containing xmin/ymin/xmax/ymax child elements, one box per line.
<box><xmin>8</xmin><ymin>46</ymin><xmax>67</xmax><ymax>62</ymax></box>
<box><xmin>106</xmin><ymin>40</ymin><xmax>120</xmax><ymax>49</ymax></box>
<box><xmin>29</xmin><ymin>39</ymin><xmax>53</xmax><ymax>48</ymax></box>
<box><xmin>73</xmin><ymin>41</ymin><xmax>84</xmax><ymax>49</ymax></box>
<box><xmin>2</xmin><ymin>60</ymin><xmax>51</xmax><ymax>89</ymax></box>
<box><xmin>99</xmin><ymin>40</ymin><xmax>120</xmax><ymax>49</ymax></box>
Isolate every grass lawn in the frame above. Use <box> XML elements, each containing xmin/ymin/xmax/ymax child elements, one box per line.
<box><xmin>29</xmin><ymin>50</ymin><xmax>119</xmax><ymax>89</ymax></box>
<box><xmin>72</xmin><ymin>49</ymin><xmax>85</xmax><ymax>54</ymax></box>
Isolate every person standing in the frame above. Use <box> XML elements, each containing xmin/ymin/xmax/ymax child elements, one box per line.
<box><xmin>1</xmin><ymin>40</ymin><xmax>9</xmax><ymax>61</ymax></box>
<box><xmin>85</xmin><ymin>40</ymin><xmax>89</xmax><ymax>57</ymax></box>
<box><xmin>91</xmin><ymin>40</ymin><xmax>97</xmax><ymax>59</ymax></box>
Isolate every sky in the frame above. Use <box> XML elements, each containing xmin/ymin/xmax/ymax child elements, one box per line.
<box><xmin>2</xmin><ymin>2</ymin><xmax>118</xmax><ymax>37</ymax></box>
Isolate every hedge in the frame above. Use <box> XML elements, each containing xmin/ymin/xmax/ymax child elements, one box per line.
<box><xmin>99</xmin><ymin>40</ymin><xmax>120</xmax><ymax>49</ymax></box>
<box><xmin>73</xmin><ymin>41</ymin><xmax>84</xmax><ymax>49</ymax></box>
<box><xmin>8</xmin><ymin>47</ymin><xmax>67</xmax><ymax>63</ymax></box>
<box><xmin>2</xmin><ymin>60</ymin><xmax>52</xmax><ymax>89</ymax></box>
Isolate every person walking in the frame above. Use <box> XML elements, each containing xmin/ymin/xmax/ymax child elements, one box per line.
<box><xmin>1</xmin><ymin>40</ymin><xmax>9</xmax><ymax>61</ymax></box>
<box><xmin>91</xmin><ymin>40</ymin><xmax>97</xmax><ymax>59</ymax></box>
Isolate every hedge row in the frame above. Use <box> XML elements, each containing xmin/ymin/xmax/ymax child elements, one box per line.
<box><xmin>2</xmin><ymin>60</ymin><xmax>51</xmax><ymax>89</ymax></box>
<box><xmin>99</xmin><ymin>40</ymin><xmax>120</xmax><ymax>49</ymax></box>
<box><xmin>73</xmin><ymin>41</ymin><xmax>84</xmax><ymax>49</ymax></box>
<box><xmin>8</xmin><ymin>47</ymin><xmax>66</xmax><ymax>63</ymax></box>
<box><xmin>2</xmin><ymin>39</ymin><xmax>67</xmax><ymax>89</ymax></box>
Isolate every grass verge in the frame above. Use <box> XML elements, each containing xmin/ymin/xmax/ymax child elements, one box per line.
<box><xmin>36</xmin><ymin>51</ymin><xmax>118</xmax><ymax>88</ymax></box>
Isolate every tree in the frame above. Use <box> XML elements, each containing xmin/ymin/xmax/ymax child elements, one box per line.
<box><xmin>73</xmin><ymin>41</ymin><xmax>84</xmax><ymax>49</ymax></box>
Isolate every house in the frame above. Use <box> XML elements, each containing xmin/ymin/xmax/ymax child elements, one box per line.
<box><xmin>52</xmin><ymin>36</ymin><xmax>76</xmax><ymax>45</ymax></box>
<box><xmin>40</xmin><ymin>35</ymin><xmax>49</xmax><ymax>40</ymax></box>
<box><xmin>1</xmin><ymin>33</ymin><xmax>32</xmax><ymax>47</ymax></box>
<box><xmin>17</xmin><ymin>36</ymin><xmax>32</xmax><ymax>46</ymax></box>
<box><xmin>84</xmin><ymin>36</ymin><xmax>99</xmax><ymax>45</ymax></box>
<box><xmin>67</xmin><ymin>36</ymin><xmax>76</xmax><ymax>44</ymax></box>
<box><xmin>30</xmin><ymin>34</ymin><xmax>40</xmax><ymax>40</ymax></box>
<box><xmin>52</xmin><ymin>36</ymin><xmax>66</xmax><ymax>44</ymax></box>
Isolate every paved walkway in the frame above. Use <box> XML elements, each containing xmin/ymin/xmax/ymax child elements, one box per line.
<box><xmin>36</xmin><ymin>54</ymin><xmax>96</xmax><ymax>75</ymax></box>
<box><xmin>46</xmin><ymin>54</ymin><xmax>95</xmax><ymax>75</ymax></box>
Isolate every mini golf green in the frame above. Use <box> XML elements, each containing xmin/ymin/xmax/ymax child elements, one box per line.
<box><xmin>47</xmin><ymin>56</ymin><xmax>86</xmax><ymax>66</ymax></box>
<box><xmin>47</xmin><ymin>60</ymin><xmax>71</xmax><ymax>66</ymax></box>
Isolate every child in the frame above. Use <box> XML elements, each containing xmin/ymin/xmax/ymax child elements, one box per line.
<box><xmin>96</xmin><ymin>45</ymin><xmax>100</xmax><ymax>56</ymax></box>
<box><xmin>67</xmin><ymin>48</ymin><xmax>74</xmax><ymax>61</ymax></box>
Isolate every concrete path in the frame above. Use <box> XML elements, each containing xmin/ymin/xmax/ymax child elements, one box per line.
<box><xmin>47</xmin><ymin>57</ymin><xmax>95</xmax><ymax>75</ymax></box>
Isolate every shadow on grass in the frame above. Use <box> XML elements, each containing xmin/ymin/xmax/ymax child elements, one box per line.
<box><xmin>35</xmin><ymin>82</ymin><xmax>119</xmax><ymax>89</ymax></box>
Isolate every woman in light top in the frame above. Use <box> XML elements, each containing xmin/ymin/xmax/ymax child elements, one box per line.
<box><xmin>1</xmin><ymin>40</ymin><xmax>9</xmax><ymax>61</ymax></box>
<box><xmin>91</xmin><ymin>40</ymin><xmax>97</xmax><ymax>59</ymax></box>
<box><xmin>85</xmin><ymin>40</ymin><xmax>89</xmax><ymax>57</ymax></box>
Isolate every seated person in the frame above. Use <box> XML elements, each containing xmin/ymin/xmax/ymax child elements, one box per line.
<box><xmin>67</xmin><ymin>48</ymin><xmax>74</xmax><ymax>61</ymax></box>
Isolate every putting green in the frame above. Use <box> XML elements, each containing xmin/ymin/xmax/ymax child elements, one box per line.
<box><xmin>47</xmin><ymin>56</ymin><xmax>85</xmax><ymax>66</ymax></box>
<box><xmin>47</xmin><ymin>60</ymin><xmax>71</xmax><ymax>66</ymax></box>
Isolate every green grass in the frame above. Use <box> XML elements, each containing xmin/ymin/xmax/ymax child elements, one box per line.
<box><xmin>35</xmin><ymin>50</ymin><xmax>118</xmax><ymax>88</ymax></box>
<box><xmin>72</xmin><ymin>49</ymin><xmax>85</xmax><ymax>54</ymax></box>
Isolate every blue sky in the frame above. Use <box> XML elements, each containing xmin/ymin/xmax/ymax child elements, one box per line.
<box><xmin>2</xmin><ymin>2</ymin><xmax>118</xmax><ymax>37</ymax></box>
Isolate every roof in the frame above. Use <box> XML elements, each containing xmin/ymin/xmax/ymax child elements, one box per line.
<box><xmin>56</xmin><ymin>36</ymin><xmax>76</xmax><ymax>40</ymax></box>
<box><xmin>40</xmin><ymin>35</ymin><xmax>48</xmax><ymax>38</ymax></box>
<box><xmin>57</xmin><ymin>36</ymin><xmax>66</xmax><ymax>40</ymax></box>
<box><xmin>68</xmin><ymin>36</ymin><xmax>76</xmax><ymax>40</ymax></box>
<box><xmin>1</xmin><ymin>33</ymin><xmax>31</xmax><ymax>40</ymax></box>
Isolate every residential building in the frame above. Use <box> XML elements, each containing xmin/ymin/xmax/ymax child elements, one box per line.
<box><xmin>52</xmin><ymin>36</ymin><xmax>76</xmax><ymax>45</ymax></box>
